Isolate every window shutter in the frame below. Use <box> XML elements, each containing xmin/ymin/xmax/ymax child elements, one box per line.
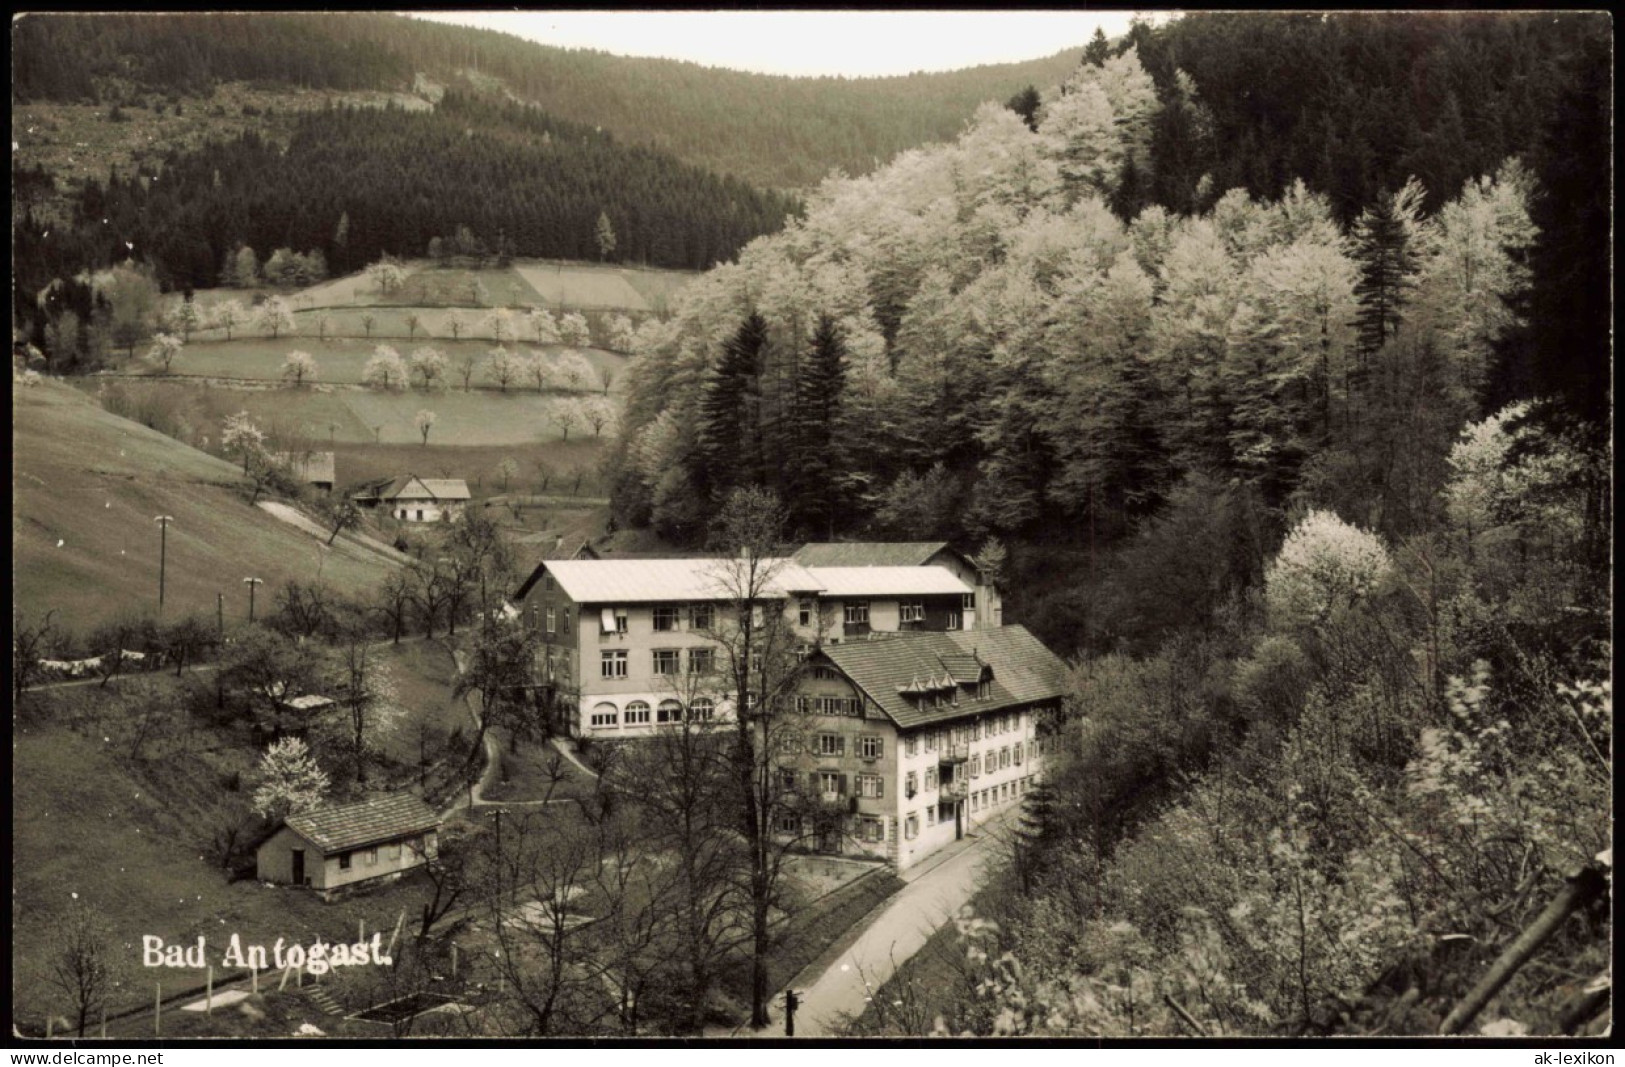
<box><xmin>838</xmin><ymin>736</ymin><xmax>846</xmax><ymax>756</ymax></box>
<box><xmin>810</xmin><ymin>771</ymin><xmax>821</xmax><ymax>793</ymax></box>
<box><xmin>600</xmin><ymin>607</ymin><xmax>616</xmax><ymax>633</ymax></box>
<box><xmin>838</xmin><ymin>774</ymin><xmax>848</xmax><ymax>795</ymax></box>
<box><xmin>876</xmin><ymin>777</ymin><xmax>884</xmax><ymax>798</ymax></box>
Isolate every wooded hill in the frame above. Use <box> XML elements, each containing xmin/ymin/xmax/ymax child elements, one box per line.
<box><xmin>12</xmin><ymin>92</ymin><xmax>799</xmax><ymax>323</ymax></box>
<box><xmin>11</xmin><ymin>12</ymin><xmax>1082</xmax><ymax>191</ymax></box>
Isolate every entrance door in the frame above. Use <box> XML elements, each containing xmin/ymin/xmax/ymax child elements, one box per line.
<box><xmin>955</xmin><ymin>802</ymin><xmax>964</xmax><ymax>840</ymax></box>
<box><xmin>291</xmin><ymin>848</ymin><xmax>306</xmax><ymax>886</ymax></box>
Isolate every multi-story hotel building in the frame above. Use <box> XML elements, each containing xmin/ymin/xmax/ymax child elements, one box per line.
<box><xmin>785</xmin><ymin>626</ymin><xmax>1066</xmax><ymax>871</ymax></box>
<box><xmin>510</xmin><ymin>543</ymin><xmax>1006</xmax><ymax>738</ymax></box>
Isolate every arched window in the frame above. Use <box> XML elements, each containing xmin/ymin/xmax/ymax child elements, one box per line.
<box><xmin>590</xmin><ymin>702</ymin><xmax>618</xmax><ymax>728</ymax></box>
<box><xmin>657</xmin><ymin>699</ymin><xmax>684</xmax><ymax>724</ymax></box>
<box><xmin>624</xmin><ymin>701</ymin><xmax>651</xmax><ymax>726</ymax></box>
<box><xmin>690</xmin><ymin>698</ymin><xmax>716</xmax><ymax>722</ymax></box>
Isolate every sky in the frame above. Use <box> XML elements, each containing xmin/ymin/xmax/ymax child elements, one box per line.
<box><xmin>409</xmin><ymin>11</ymin><xmax>1164</xmax><ymax>78</ymax></box>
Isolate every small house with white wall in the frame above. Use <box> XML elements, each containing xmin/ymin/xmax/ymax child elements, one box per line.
<box><xmin>256</xmin><ymin>793</ymin><xmax>441</xmax><ymax>900</ymax></box>
<box><xmin>379</xmin><ymin>475</ymin><xmax>470</xmax><ymax>523</ymax></box>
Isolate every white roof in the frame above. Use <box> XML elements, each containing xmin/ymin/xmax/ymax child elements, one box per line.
<box><xmin>546</xmin><ymin>558</ymin><xmax>824</xmax><ymax>604</ymax></box>
<box><xmin>805</xmin><ymin>566</ymin><xmax>971</xmax><ymax>597</ymax></box>
<box><xmin>282</xmin><ymin>694</ymin><xmax>336</xmax><ymax>710</ymax></box>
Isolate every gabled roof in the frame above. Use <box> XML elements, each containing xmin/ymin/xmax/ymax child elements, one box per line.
<box><xmin>274</xmin><ymin>451</ymin><xmax>336</xmax><ymax>485</ymax></box>
<box><xmin>512</xmin><ymin>539</ymin><xmax>602</xmax><ymax>600</ymax></box>
<box><xmin>543</xmin><ymin>557</ymin><xmax>824</xmax><ymax>604</ymax></box>
<box><xmin>383</xmin><ymin>475</ymin><xmax>470</xmax><ymax>502</ymax></box>
<box><xmin>284</xmin><ymin>793</ymin><xmax>441</xmax><ymax>855</ymax></box>
<box><xmin>793</xmin><ymin>542</ymin><xmax>955</xmax><ymax>568</ymax></box>
<box><xmin>805</xmin><ymin>566</ymin><xmax>970</xmax><ymax>597</ymax></box>
<box><xmin>817</xmin><ymin>626</ymin><xmax>1067</xmax><ymax>730</ymax></box>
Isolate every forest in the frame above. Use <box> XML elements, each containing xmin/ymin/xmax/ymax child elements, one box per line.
<box><xmin>12</xmin><ymin>92</ymin><xmax>800</xmax><ymax>327</ymax></box>
<box><xmin>11</xmin><ymin>12</ymin><xmax>1080</xmax><ymax>192</ymax></box>
<box><xmin>607</xmin><ymin>15</ymin><xmax>1611</xmax><ymax>1036</ymax></box>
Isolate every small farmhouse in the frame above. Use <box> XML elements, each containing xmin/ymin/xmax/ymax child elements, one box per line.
<box><xmin>256</xmin><ymin>793</ymin><xmax>441</xmax><ymax>900</ymax></box>
<box><xmin>274</xmin><ymin>451</ymin><xmax>336</xmax><ymax>493</ymax></box>
<box><xmin>376</xmin><ymin>475</ymin><xmax>471</xmax><ymax>523</ymax></box>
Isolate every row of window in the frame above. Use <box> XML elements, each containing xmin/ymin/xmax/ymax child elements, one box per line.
<box><xmin>539</xmin><ymin>593</ymin><xmax>977</xmax><ymax>636</ymax></box>
<box><xmin>336</xmin><ymin>839</ymin><xmax>406</xmax><ymax>871</ymax></box>
<box><xmin>902</xmin><ymin>776</ymin><xmax>1034</xmax><ymax>839</ymax></box>
<box><xmin>589</xmin><ymin>699</ymin><xmax>716</xmax><ymax>728</ymax></box>
<box><xmin>796</xmin><ymin>695</ymin><xmax>863</xmax><ymax>717</ymax></box>
<box><xmin>908</xmin><ymin>711</ymin><xmax>1027</xmax><ymax>754</ymax></box>
<box><xmin>809</xmin><ymin>733</ymin><xmax>884</xmax><ymax>759</ymax></box>
<box><xmin>599</xmin><ymin>647</ymin><xmax>716</xmax><ymax>679</ymax></box>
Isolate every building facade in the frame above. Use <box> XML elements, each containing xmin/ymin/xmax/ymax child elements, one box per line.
<box><xmin>368</xmin><ymin>475</ymin><xmax>470</xmax><ymax>523</ymax></box>
<box><xmin>511</xmin><ymin>549</ymin><xmax>1002</xmax><ymax>739</ymax></box>
<box><xmin>779</xmin><ymin>626</ymin><xmax>1065</xmax><ymax>871</ymax></box>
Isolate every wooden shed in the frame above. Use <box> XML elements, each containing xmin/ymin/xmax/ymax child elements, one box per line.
<box><xmin>256</xmin><ymin>793</ymin><xmax>441</xmax><ymax>901</ymax></box>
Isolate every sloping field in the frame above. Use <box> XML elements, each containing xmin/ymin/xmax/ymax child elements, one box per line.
<box><xmin>147</xmin><ymin>336</ymin><xmax>625</xmax><ymax>392</ymax></box>
<box><xmin>96</xmin><ymin>379</ymin><xmax>610</xmax><ymax>448</ymax></box>
<box><xmin>513</xmin><ymin>260</ymin><xmax>695</xmax><ymax>312</ymax></box>
<box><xmin>12</xmin><ymin>380</ymin><xmax>396</xmax><ymax>632</ymax></box>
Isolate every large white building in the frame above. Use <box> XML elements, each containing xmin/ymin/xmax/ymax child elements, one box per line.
<box><xmin>510</xmin><ymin>543</ymin><xmax>1005</xmax><ymax>738</ymax></box>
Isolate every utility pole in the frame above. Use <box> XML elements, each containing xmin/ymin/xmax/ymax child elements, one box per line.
<box><xmin>783</xmin><ymin>988</ymin><xmax>800</xmax><ymax>1037</ymax></box>
<box><xmin>243</xmin><ymin>576</ymin><xmax>263</xmax><ymax>623</ymax></box>
<box><xmin>154</xmin><ymin>515</ymin><xmax>174</xmax><ymax>613</ymax></box>
<box><xmin>217</xmin><ymin>592</ymin><xmax>225</xmax><ymax>639</ymax></box>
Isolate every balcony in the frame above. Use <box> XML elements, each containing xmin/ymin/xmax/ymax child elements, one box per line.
<box><xmin>938</xmin><ymin>743</ymin><xmax>970</xmax><ymax>765</ymax></box>
<box><xmin>940</xmin><ymin>779</ymin><xmax>969</xmax><ymax>801</ymax></box>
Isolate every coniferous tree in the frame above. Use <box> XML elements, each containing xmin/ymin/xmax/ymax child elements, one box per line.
<box><xmin>1350</xmin><ymin>188</ymin><xmax>1420</xmax><ymax>361</ymax></box>
<box><xmin>786</xmin><ymin>314</ymin><xmax>848</xmax><ymax>538</ymax></box>
<box><xmin>695</xmin><ymin>313</ymin><xmax>768</xmax><ymax>505</ymax></box>
<box><xmin>1005</xmin><ymin>85</ymin><xmax>1042</xmax><ymax>132</ymax></box>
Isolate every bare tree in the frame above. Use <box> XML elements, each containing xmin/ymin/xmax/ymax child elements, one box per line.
<box><xmin>47</xmin><ymin>898</ymin><xmax>120</xmax><ymax>1036</ymax></box>
<box><xmin>377</xmin><ymin>570</ymin><xmax>414</xmax><ymax>645</ymax></box>
<box><xmin>456</xmin><ymin>351</ymin><xmax>479</xmax><ymax>391</ymax></box>
<box><xmin>13</xmin><ymin>609</ymin><xmax>57</xmax><ymax>706</ymax></box>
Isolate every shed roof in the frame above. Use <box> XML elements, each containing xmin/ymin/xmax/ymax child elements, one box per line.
<box><xmin>793</xmin><ymin>542</ymin><xmax>954</xmax><ymax>568</ymax></box>
<box><xmin>284</xmin><ymin>793</ymin><xmax>441</xmax><ymax>854</ymax></box>
<box><xmin>806</xmin><ymin>566</ymin><xmax>970</xmax><ymax>597</ymax></box>
<box><xmin>544</xmin><ymin>557</ymin><xmax>824</xmax><ymax>604</ymax></box>
<box><xmin>383</xmin><ymin>476</ymin><xmax>470</xmax><ymax>502</ymax></box>
<box><xmin>818</xmin><ymin>626</ymin><xmax>1067</xmax><ymax>730</ymax></box>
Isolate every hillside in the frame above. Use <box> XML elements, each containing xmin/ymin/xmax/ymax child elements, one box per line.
<box><xmin>13</xmin><ymin>12</ymin><xmax>1083</xmax><ymax>191</ymax></box>
<box><xmin>12</xmin><ymin>378</ymin><xmax>396</xmax><ymax>632</ymax></box>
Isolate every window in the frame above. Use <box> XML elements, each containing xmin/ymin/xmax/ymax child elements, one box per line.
<box><xmin>905</xmin><ymin>771</ymin><xmax>917</xmax><ymax>797</ymax></box>
<box><xmin>978</xmin><ymin>679</ymin><xmax>991</xmax><ymax>700</ymax></box>
<box><xmin>657</xmin><ymin>699</ymin><xmax>684</xmax><ymax>724</ymax></box>
<box><xmin>899</xmin><ymin>602</ymin><xmax>924</xmax><ymax>623</ymax></box>
<box><xmin>653</xmin><ymin>606</ymin><xmax>680</xmax><ymax>632</ymax></box>
<box><xmin>817</xmin><ymin>734</ymin><xmax>844</xmax><ymax>757</ymax></box>
<box><xmin>415</xmin><ymin>510</ymin><xmax>423</xmax><ymax>522</ymax></box>
<box><xmin>858</xmin><ymin>774</ymin><xmax>884</xmax><ymax>798</ymax></box>
<box><xmin>812</xmin><ymin>665</ymin><xmax>840</xmax><ymax>681</ymax></box>
<box><xmin>972</xmin><ymin>719</ymin><xmax>982</xmax><ymax>741</ymax></box>
<box><xmin>545</xmin><ymin>574</ymin><xmax>555</xmax><ymax>591</ymax></box>
<box><xmin>339</xmin><ymin>852</ymin><xmax>352</xmax><ymax>870</ymax></box>
<box><xmin>861</xmin><ymin>818</ymin><xmax>884</xmax><ymax>843</ymax></box>
<box><xmin>924</xmin><ymin>805</ymin><xmax>935</xmax><ymax>826</ymax></box>
<box><xmin>562</xmin><ymin>607</ymin><xmax>571</xmax><ymax>631</ymax></box>
<box><xmin>653</xmin><ymin>649</ymin><xmax>680</xmax><ymax>676</ymax></box>
<box><xmin>819</xmin><ymin>771</ymin><xmax>843</xmax><ymax>797</ymax></box>
<box><xmin>690</xmin><ymin>604</ymin><xmax>714</xmax><ymax>630</ymax></box>
<box><xmin>858</xmin><ymin>736</ymin><xmax>883</xmax><ymax>760</ymax></box>
<box><xmin>590</xmin><ymin>703</ymin><xmax>618</xmax><ymax>728</ymax></box>
<box><xmin>385</xmin><ymin>842</ymin><xmax>402</xmax><ymax>861</ymax></box>
<box><xmin>970</xmin><ymin>754</ymin><xmax>981</xmax><ymax>778</ymax></box>
<box><xmin>925</xmin><ymin>766</ymin><xmax>938</xmax><ymax>790</ymax></box>
<box><xmin>625</xmin><ymin>701</ymin><xmax>651</xmax><ymax>726</ymax></box>
<box><xmin>691</xmin><ymin>698</ymin><xmax>715</xmax><ymax>721</ymax></box>
<box><xmin>799</xmin><ymin>599</ymin><xmax>814</xmax><ymax>626</ymax></box>
<box><xmin>904</xmin><ymin>734</ymin><xmax>917</xmax><ymax>757</ymax></box>
<box><xmin>777</xmin><ymin>813</ymin><xmax>801</xmax><ymax>834</ymax></box>
<box><xmin>946</xmin><ymin>610</ymin><xmax>961</xmax><ymax>630</ymax></box>
<box><xmin>545</xmin><ymin>607</ymin><xmax>556</xmax><ymax>635</ymax></box>
<box><xmin>971</xmin><ymin>793</ymin><xmax>980</xmax><ymax>812</ymax></box>
<box><xmin>600</xmin><ymin>650</ymin><xmax>627</xmax><ymax>679</ymax></box>
<box><xmin>364</xmin><ymin>848</ymin><xmax>378</xmax><ymax>866</ymax></box>
<box><xmin>904</xmin><ymin>813</ymin><xmax>919</xmax><ymax>840</ymax></box>
<box><xmin>1014</xmin><ymin>742</ymin><xmax>1023</xmax><ymax>765</ymax></box>
<box><xmin>925</xmin><ymin>730</ymin><xmax>938</xmax><ymax>753</ymax></box>
<box><xmin>615</xmin><ymin>610</ymin><xmax>628</xmax><ymax>633</ymax></box>
<box><xmin>962</xmin><ymin>592</ymin><xmax>975</xmax><ymax>610</ymax></box>
<box><xmin>844</xmin><ymin>602</ymin><xmax>869</xmax><ymax>625</ymax></box>
<box><xmin>687</xmin><ymin>647</ymin><xmax>714</xmax><ymax>676</ymax></box>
